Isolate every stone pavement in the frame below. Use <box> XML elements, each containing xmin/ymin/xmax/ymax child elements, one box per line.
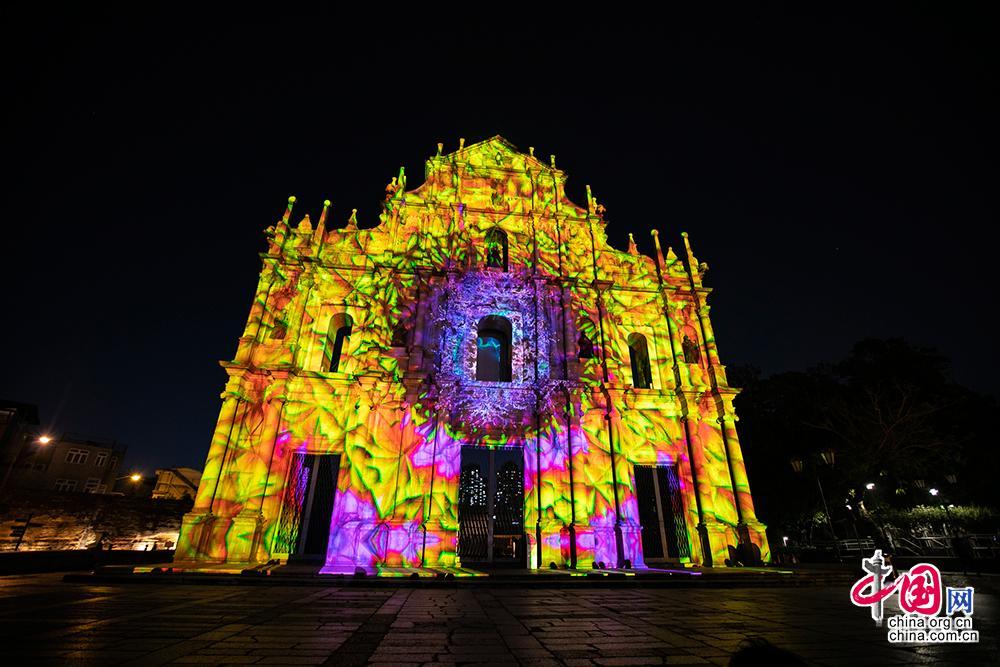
<box><xmin>0</xmin><ymin>573</ymin><xmax>995</xmax><ymax>665</ymax></box>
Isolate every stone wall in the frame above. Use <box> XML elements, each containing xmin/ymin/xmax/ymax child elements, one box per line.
<box><xmin>0</xmin><ymin>489</ymin><xmax>191</xmax><ymax>551</ymax></box>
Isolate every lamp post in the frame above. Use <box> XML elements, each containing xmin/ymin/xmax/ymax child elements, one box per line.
<box><xmin>114</xmin><ymin>473</ymin><xmax>144</xmax><ymax>495</ymax></box>
<box><xmin>0</xmin><ymin>433</ymin><xmax>52</xmax><ymax>495</ymax></box>
<box><xmin>791</xmin><ymin>448</ymin><xmax>841</xmax><ymax>562</ymax></box>
<box><xmin>929</xmin><ymin>487</ymin><xmax>956</xmax><ymax>537</ymax></box>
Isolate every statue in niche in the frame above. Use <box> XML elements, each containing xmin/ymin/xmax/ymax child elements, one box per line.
<box><xmin>270</xmin><ymin>310</ymin><xmax>288</xmax><ymax>340</ymax></box>
<box><xmin>682</xmin><ymin>335</ymin><xmax>701</xmax><ymax>364</ymax></box>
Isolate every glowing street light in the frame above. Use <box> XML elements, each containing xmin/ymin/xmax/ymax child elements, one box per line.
<box><xmin>1</xmin><ymin>433</ymin><xmax>56</xmax><ymax>494</ymax></box>
<box><xmin>129</xmin><ymin>473</ymin><xmax>142</xmax><ymax>482</ymax></box>
<box><xmin>929</xmin><ymin>488</ymin><xmax>940</xmax><ymax>497</ymax></box>
<box><xmin>865</xmin><ymin>482</ymin><xmax>875</xmax><ymax>490</ymax></box>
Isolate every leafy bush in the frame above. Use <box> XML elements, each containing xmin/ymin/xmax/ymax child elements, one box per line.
<box><xmin>875</xmin><ymin>504</ymin><xmax>997</xmax><ymax>532</ymax></box>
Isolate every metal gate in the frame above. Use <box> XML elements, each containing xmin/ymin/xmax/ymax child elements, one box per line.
<box><xmin>635</xmin><ymin>464</ymin><xmax>690</xmax><ymax>561</ymax></box>
<box><xmin>274</xmin><ymin>453</ymin><xmax>340</xmax><ymax>560</ymax></box>
<box><xmin>457</xmin><ymin>446</ymin><xmax>525</xmax><ymax>565</ymax></box>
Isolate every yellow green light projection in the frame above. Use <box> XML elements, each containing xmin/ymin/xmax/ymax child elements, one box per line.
<box><xmin>175</xmin><ymin>136</ymin><xmax>770</xmax><ymax>573</ymax></box>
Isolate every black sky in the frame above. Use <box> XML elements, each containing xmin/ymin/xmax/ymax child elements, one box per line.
<box><xmin>2</xmin><ymin>9</ymin><xmax>996</xmax><ymax>473</ymax></box>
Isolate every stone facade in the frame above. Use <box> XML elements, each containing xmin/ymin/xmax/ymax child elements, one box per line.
<box><xmin>175</xmin><ymin>136</ymin><xmax>768</xmax><ymax>572</ymax></box>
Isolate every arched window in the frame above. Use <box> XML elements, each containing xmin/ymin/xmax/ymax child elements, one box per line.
<box><xmin>577</xmin><ymin>332</ymin><xmax>595</xmax><ymax>359</ymax></box>
<box><xmin>627</xmin><ymin>333</ymin><xmax>653</xmax><ymax>389</ymax></box>
<box><xmin>476</xmin><ymin>315</ymin><xmax>512</xmax><ymax>382</ymax></box>
<box><xmin>485</xmin><ymin>228</ymin><xmax>508</xmax><ymax>271</ymax></box>
<box><xmin>325</xmin><ymin>313</ymin><xmax>353</xmax><ymax>373</ymax></box>
<box><xmin>682</xmin><ymin>335</ymin><xmax>701</xmax><ymax>364</ymax></box>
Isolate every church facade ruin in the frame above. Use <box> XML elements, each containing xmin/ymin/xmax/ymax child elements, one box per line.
<box><xmin>175</xmin><ymin>136</ymin><xmax>769</xmax><ymax>572</ymax></box>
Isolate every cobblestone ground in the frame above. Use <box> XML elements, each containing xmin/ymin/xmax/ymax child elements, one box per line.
<box><xmin>0</xmin><ymin>573</ymin><xmax>996</xmax><ymax>665</ymax></box>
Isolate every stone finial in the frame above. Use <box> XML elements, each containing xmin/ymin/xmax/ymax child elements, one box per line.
<box><xmin>346</xmin><ymin>208</ymin><xmax>358</xmax><ymax>229</ymax></box>
<box><xmin>315</xmin><ymin>201</ymin><xmax>330</xmax><ymax>244</ymax></box>
<box><xmin>436</xmin><ymin>142</ymin><xmax>443</xmax><ymax>156</ymax></box>
<box><xmin>529</xmin><ymin>146</ymin><xmax>535</xmax><ymax>157</ymax></box>
<box><xmin>282</xmin><ymin>195</ymin><xmax>296</xmax><ymax>224</ymax></box>
<box><xmin>318</xmin><ymin>200</ymin><xmax>331</xmax><ymax>227</ymax></box>
<box><xmin>459</xmin><ymin>137</ymin><xmax>466</xmax><ymax>150</ymax></box>
<box><xmin>628</xmin><ymin>233</ymin><xmax>638</xmax><ymax>255</ymax></box>
<box><xmin>681</xmin><ymin>232</ymin><xmax>703</xmax><ymax>286</ymax></box>
<box><xmin>649</xmin><ymin>228</ymin><xmax>667</xmax><ymax>270</ymax></box>
<box><xmin>550</xmin><ymin>154</ymin><xmax>556</xmax><ymax>168</ymax></box>
<box><xmin>681</xmin><ymin>231</ymin><xmax>698</xmax><ymax>265</ymax></box>
<box><xmin>297</xmin><ymin>214</ymin><xmax>312</xmax><ymax>233</ymax></box>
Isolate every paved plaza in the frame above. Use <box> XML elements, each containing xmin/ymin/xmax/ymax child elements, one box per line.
<box><xmin>0</xmin><ymin>573</ymin><xmax>995</xmax><ymax>665</ymax></box>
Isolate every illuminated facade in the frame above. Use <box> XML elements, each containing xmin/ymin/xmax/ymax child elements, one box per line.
<box><xmin>175</xmin><ymin>136</ymin><xmax>769</xmax><ymax>572</ymax></box>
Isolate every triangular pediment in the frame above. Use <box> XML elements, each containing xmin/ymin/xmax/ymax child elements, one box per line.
<box><xmin>448</xmin><ymin>135</ymin><xmax>548</xmax><ymax>171</ymax></box>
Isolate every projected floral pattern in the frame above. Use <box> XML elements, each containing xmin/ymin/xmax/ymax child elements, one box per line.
<box><xmin>175</xmin><ymin>136</ymin><xmax>769</xmax><ymax>573</ymax></box>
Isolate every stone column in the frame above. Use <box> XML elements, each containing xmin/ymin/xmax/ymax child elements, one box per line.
<box><xmin>176</xmin><ymin>388</ymin><xmax>242</xmax><ymax>564</ymax></box>
<box><xmin>719</xmin><ymin>408</ymin><xmax>770</xmax><ymax>560</ymax></box>
<box><xmin>680</xmin><ymin>403</ymin><xmax>728</xmax><ymax>567</ymax></box>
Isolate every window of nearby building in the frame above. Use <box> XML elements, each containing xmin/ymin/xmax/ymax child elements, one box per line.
<box><xmin>627</xmin><ymin>333</ymin><xmax>653</xmax><ymax>389</ymax></box>
<box><xmin>97</xmin><ymin>484</ymin><xmax>107</xmax><ymax>494</ymax></box>
<box><xmin>476</xmin><ymin>315</ymin><xmax>512</xmax><ymax>382</ymax></box>
<box><xmin>94</xmin><ymin>452</ymin><xmax>108</xmax><ymax>467</ymax></box>
<box><xmin>54</xmin><ymin>479</ymin><xmax>77</xmax><ymax>492</ymax></box>
<box><xmin>65</xmin><ymin>448</ymin><xmax>89</xmax><ymax>465</ymax></box>
<box><xmin>485</xmin><ymin>228</ymin><xmax>508</xmax><ymax>270</ymax></box>
<box><xmin>110</xmin><ymin>456</ymin><xmax>119</xmax><ymax>471</ymax></box>
<box><xmin>84</xmin><ymin>478</ymin><xmax>100</xmax><ymax>493</ymax></box>
<box><xmin>325</xmin><ymin>313</ymin><xmax>353</xmax><ymax>373</ymax></box>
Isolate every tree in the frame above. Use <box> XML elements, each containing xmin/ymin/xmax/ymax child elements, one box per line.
<box><xmin>734</xmin><ymin>338</ymin><xmax>998</xmax><ymax>539</ymax></box>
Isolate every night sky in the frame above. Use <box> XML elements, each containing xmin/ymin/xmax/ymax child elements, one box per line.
<box><xmin>3</xmin><ymin>10</ymin><xmax>996</xmax><ymax>474</ymax></box>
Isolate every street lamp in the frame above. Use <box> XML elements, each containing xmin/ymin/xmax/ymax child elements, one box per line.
<box><xmin>1</xmin><ymin>433</ymin><xmax>53</xmax><ymax>495</ymax></box>
<box><xmin>866</xmin><ymin>482</ymin><xmax>875</xmax><ymax>491</ymax></box>
<box><xmin>790</xmin><ymin>451</ymin><xmax>841</xmax><ymax>561</ymax></box>
<box><xmin>115</xmin><ymin>473</ymin><xmax>143</xmax><ymax>483</ymax></box>
<box><xmin>927</xmin><ymin>487</ymin><xmax>957</xmax><ymax>537</ymax></box>
<box><xmin>112</xmin><ymin>473</ymin><xmax>144</xmax><ymax>495</ymax></box>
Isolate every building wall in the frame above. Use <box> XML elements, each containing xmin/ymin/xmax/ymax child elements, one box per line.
<box><xmin>176</xmin><ymin>136</ymin><xmax>768</xmax><ymax>570</ymax></box>
<box><xmin>13</xmin><ymin>436</ymin><xmax>124</xmax><ymax>495</ymax></box>
<box><xmin>0</xmin><ymin>401</ymin><xmax>40</xmax><ymax>492</ymax></box>
<box><xmin>152</xmin><ymin>468</ymin><xmax>202</xmax><ymax>500</ymax></box>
